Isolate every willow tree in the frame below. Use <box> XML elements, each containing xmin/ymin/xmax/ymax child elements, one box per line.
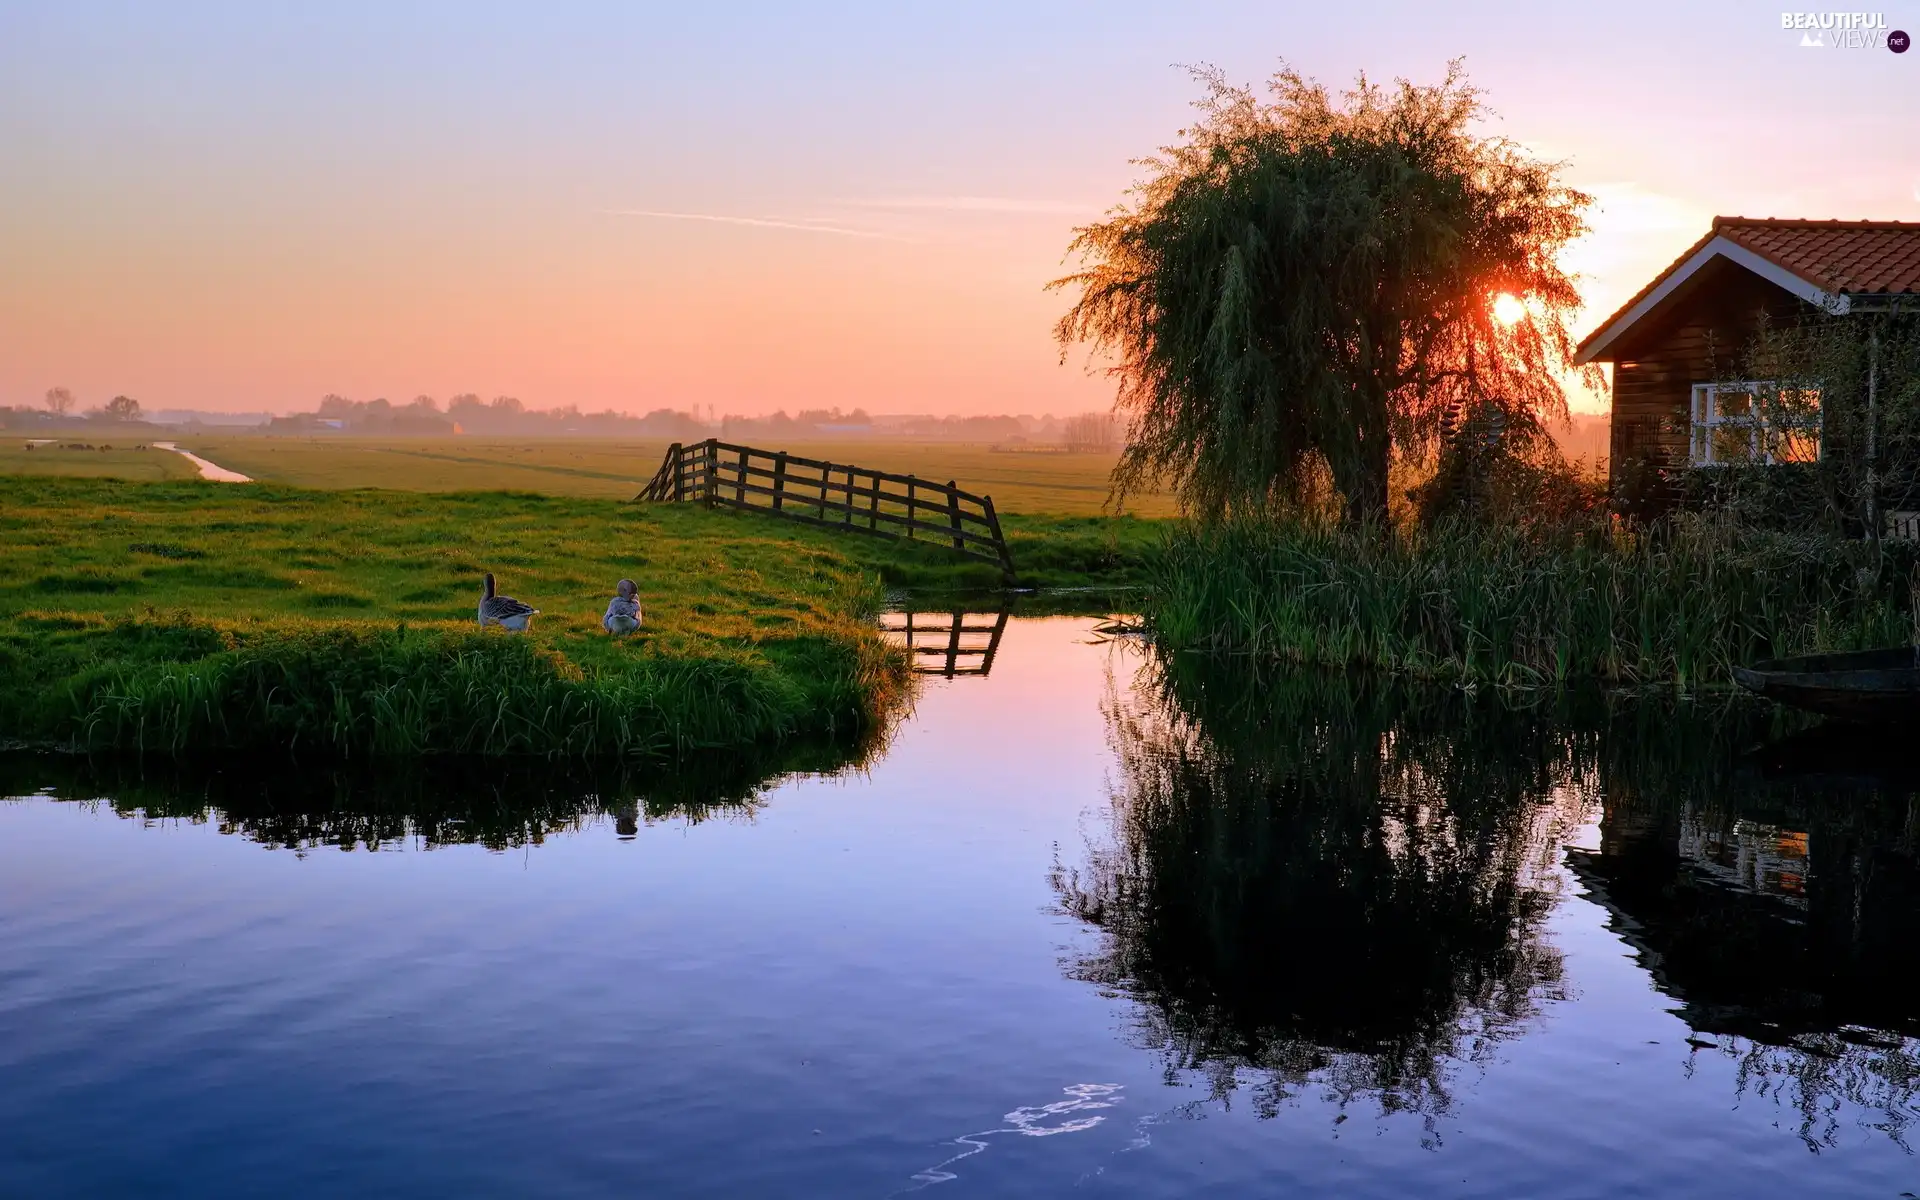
<box><xmin>1052</xmin><ymin>63</ymin><xmax>1591</xmax><ymax>522</ymax></box>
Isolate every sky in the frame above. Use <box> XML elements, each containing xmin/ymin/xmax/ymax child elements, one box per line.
<box><xmin>1</xmin><ymin>1</ymin><xmax>1916</xmax><ymax>418</ymax></box>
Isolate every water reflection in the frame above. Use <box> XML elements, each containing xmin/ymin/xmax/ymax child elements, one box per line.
<box><xmin>1056</xmin><ymin>654</ymin><xmax>1920</xmax><ymax>1145</ymax></box>
<box><xmin>1052</xmin><ymin>662</ymin><xmax>1585</xmax><ymax>1129</ymax></box>
<box><xmin>1574</xmin><ymin>722</ymin><xmax>1920</xmax><ymax>1149</ymax></box>
<box><xmin>879</xmin><ymin>609</ymin><xmax>1010</xmax><ymax>677</ymax></box>
<box><xmin>0</xmin><ymin>739</ymin><xmax>867</xmax><ymax>853</ymax></box>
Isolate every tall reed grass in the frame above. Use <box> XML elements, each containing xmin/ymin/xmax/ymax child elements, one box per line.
<box><xmin>1147</xmin><ymin>516</ymin><xmax>1917</xmax><ymax>687</ymax></box>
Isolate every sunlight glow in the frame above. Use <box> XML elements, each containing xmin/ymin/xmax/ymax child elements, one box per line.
<box><xmin>1492</xmin><ymin>293</ymin><xmax>1527</xmax><ymax>326</ymax></box>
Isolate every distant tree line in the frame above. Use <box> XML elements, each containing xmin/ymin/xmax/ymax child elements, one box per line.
<box><xmin>270</xmin><ymin>393</ymin><xmax>710</xmax><ymax>438</ymax></box>
<box><xmin>4</xmin><ymin>386</ymin><xmax>1126</xmax><ymax>447</ymax></box>
<box><xmin>0</xmin><ymin>388</ymin><xmax>144</xmax><ymax>429</ymax></box>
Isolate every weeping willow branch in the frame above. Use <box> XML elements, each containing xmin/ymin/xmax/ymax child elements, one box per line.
<box><xmin>1052</xmin><ymin>60</ymin><xmax>1594</xmax><ymax>523</ymax></box>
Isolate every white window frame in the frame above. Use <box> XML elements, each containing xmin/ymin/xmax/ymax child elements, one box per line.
<box><xmin>1689</xmin><ymin>381</ymin><xmax>1822</xmax><ymax>467</ymax></box>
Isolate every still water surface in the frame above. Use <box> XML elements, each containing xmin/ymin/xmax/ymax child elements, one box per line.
<box><xmin>3</xmin><ymin>617</ymin><xmax>1918</xmax><ymax>1197</ymax></box>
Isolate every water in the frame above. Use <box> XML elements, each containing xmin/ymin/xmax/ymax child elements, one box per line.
<box><xmin>150</xmin><ymin>441</ymin><xmax>252</xmax><ymax>482</ymax></box>
<box><xmin>3</xmin><ymin>616</ymin><xmax>1918</xmax><ymax>1198</ymax></box>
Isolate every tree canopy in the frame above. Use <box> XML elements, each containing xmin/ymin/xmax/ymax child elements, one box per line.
<box><xmin>1053</xmin><ymin>63</ymin><xmax>1591</xmax><ymax>522</ymax></box>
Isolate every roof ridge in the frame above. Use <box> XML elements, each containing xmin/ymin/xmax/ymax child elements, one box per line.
<box><xmin>1713</xmin><ymin>215</ymin><xmax>1920</xmax><ymax>230</ymax></box>
<box><xmin>1575</xmin><ymin>218</ymin><xmax>1920</xmax><ymax>362</ymax></box>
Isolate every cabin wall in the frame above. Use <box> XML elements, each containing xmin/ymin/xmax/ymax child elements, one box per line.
<box><xmin>1606</xmin><ymin>264</ymin><xmax>1811</xmax><ymax>511</ymax></box>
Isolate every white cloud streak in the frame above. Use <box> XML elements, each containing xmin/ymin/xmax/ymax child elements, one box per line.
<box><xmin>837</xmin><ymin>195</ymin><xmax>1098</xmax><ymax>215</ymax></box>
<box><xmin>600</xmin><ymin>209</ymin><xmax>912</xmax><ymax>241</ymax></box>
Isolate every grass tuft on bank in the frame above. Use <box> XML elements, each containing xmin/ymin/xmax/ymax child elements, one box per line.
<box><xmin>1147</xmin><ymin>516</ymin><xmax>1918</xmax><ymax>689</ymax></box>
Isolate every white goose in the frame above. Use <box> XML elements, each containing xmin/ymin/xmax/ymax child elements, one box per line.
<box><xmin>478</xmin><ymin>572</ymin><xmax>539</xmax><ymax>632</ymax></box>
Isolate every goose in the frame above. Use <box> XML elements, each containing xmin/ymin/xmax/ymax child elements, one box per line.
<box><xmin>603</xmin><ymin>578</ymin><xmax>642</xmax><ymax>635</ymax></box>
<box><xmin>478</xmin><ymin>572</ymin><xmax>538</xmax><ymax>631</ymax></box>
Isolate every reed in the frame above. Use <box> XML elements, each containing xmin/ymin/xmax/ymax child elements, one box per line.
<box><xmin>1146</xmin><ymin>515</ymin><xmax>1918</xmax><ymax>688</ymax></box>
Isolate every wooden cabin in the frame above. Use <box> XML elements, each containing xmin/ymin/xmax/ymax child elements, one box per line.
<box><xmin>1575</xmin><ymin>218</ymin><xmax>1920</xmax><ymax>508</ymax></box>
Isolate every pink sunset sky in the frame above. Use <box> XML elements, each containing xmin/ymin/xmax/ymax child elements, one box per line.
<box><xmin>2</xmin><ymin>2</ymin><xmax>1915</xmax><ymax>417</ymax></box>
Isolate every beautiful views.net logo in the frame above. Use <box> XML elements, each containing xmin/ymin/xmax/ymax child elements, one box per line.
<box><xmin>1780</xmin><ymin>11</ymin><xmax>1910</xmax><ymax>50</ymax></box>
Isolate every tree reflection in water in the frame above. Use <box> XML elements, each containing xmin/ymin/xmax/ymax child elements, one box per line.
<box><xmin>1052</xmin><ymin>657</ymin><xmax>1587</xmax><ymax>1133</ymax></box>
<box><xmin>1054</xmin><ymin>651</ymin><xmax>1920</xmax><ymax>1146</ymax></box>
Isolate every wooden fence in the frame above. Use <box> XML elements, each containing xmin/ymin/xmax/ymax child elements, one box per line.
<box><xmin>637</xmin><ymin>439</ymin><xmax>1016</xmax><ymax>579</ymax></box>
<box><xmin>877</xmin><ymin>609</ymin><xmax>1010</xmax><ymax>677</ymax></box>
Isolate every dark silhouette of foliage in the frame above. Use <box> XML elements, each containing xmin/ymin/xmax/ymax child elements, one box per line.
<box><xmin>1053</xmin><ymin>62</ymin><xmax>1591</xmax><ymax>522</ymax></box>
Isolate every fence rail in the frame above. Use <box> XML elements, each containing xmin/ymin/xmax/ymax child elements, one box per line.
<box><xmin>637</xmin><ymin>439</ymin><xmax>1016</xmax><ymax>579</ymax></box>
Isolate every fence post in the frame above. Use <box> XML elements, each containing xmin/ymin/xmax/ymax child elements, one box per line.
<box><xmin>637</xmin><ymin>442</ymin><xmax>680</xmax><ymax>501</ymax></box>
<box><xmin>982</xmin><ymin>494</ymin><xmax>1015</xmax><ymax>583</ymax></box>
<box><xmin>735</xmin><ymin>446</ymin><xmax>747</xmax><ymax>504</ymax></box>
<box><xmin>946</xmin><ymin>481</ymin><xmax>964</xmax><ymax>551</ymax></box>
<box><xmin>817</xmin><ymin>462</ymin><xmax>829</xmax><ymax>519</ymax></box>
<box><xmin>672</xmin><ymin>443</ymin><xmax>686</xmax><ymax>501</ymax></box>
<box><xmin>702</xmin><ymin>439</ymin><xmax>716</xmax><ymax>507</ymax></box>
<box><xmin>772</xmin><ymin>452</ymin><xmax>788</xmax><ymax>512</ymax></box>
<box><xmin>946</xmin><ymin>609</ymin><xmax>963</xmax><ymax>676</ymax></box>
<box><xmin>906</xmin><ymin>476</ymin><xmax>916</xmax><ymax>539</ymax></box>
<box><xmin>843</xmin><ymin>467</ymin><xmax>854</xmax><ymax>527</ymax></box>
<box><xmin>867</xmin><ymin>470</ymin><xmax>879</xmax><ymax>530</ymax></box>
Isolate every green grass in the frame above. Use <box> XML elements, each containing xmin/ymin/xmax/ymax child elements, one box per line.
<box><xmin>0</xmin><ymin>477</ymin><xmax>934</xmax><ymax>757</ymax></box>
<box><xmin>1146</xmin><ymin>516</ymin><xmax>1918</xmax><ymax>689</ymax></box>
<box><xmin>0</xmin><ymin>441</ymin><xmax>199</xmax><ymax>482</ymax></box>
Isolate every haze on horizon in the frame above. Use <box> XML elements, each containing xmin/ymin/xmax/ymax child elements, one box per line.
<box><xmin>2</xmin><ymin>1</ymin><xmax>1914</xmax><ymax>419</ymax></box>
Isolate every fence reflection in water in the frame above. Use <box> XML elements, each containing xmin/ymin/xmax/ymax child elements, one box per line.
<box><xmin>878</xmin><ymin>610</ymin><xmax>1010</xmax><ymax>677</ymax></box>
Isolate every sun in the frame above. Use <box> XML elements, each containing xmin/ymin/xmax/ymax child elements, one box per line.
<box><xmin>1492</xmin><ymin>293</ymin><xmax>1527</xmax><ymax>326</ymax></box>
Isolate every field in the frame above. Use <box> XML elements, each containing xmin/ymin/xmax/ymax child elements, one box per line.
<box><xmin>0</xmin><ymin>440</ymin><xmax>200</xmax><ymax>482</ymax></box>
<box><xmin>0</xmin><ymin>430</ymin><xmax>1165</xmax><ymax>758</ymax></box>
<box><xmin>0</xmin><ymin>472</ymin><xmax>1156</xmax><ymax>758</ymax></box>
<box><xmin>0</xmin><ymin>477</ymin><xmax>921</xmax><ymax>758</ymax></box>
<box><xmin>162</xmin><ymin>435</ymin><xmax>1180</xmax><ymax>516</ymax></box>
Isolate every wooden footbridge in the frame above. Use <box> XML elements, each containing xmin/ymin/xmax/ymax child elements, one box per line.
<box><xmin>638</xmin><ymin>439</ymin><xmax>1016</xmax><ymax>580</ymax></box>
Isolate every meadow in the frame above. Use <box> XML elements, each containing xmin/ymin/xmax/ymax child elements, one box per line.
<box><xmin>0</xmin><ymin>468</ymin><xmax>1156</xmax><ymax>758</ymax></box>
<box><xmin>0</xmin><ymin>440</ymin><xmax>200</xmax><ymax>482</ymax></box>
<box><xmin>0</xmin><ymin>478</ymin><xmax>916</xmax><ymax>758</ymax></box>
<box><xmin>168</xmin><ymin>435</ymin><xmax>1180</xmax><ymax>516</ymax></box>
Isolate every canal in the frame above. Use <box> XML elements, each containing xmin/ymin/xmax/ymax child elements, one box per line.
<box><xmin>2</xmin><ymin>617</ymin><xmax>1916</xmax><ymax>1197</ymax></box>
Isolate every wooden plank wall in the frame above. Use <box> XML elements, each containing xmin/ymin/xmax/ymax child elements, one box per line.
<box><xmin>1607</xmin><ymin>263</ymin><xmax>1810</xmax><ymax>505</ymax></box>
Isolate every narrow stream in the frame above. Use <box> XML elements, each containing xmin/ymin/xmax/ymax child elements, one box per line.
<box><xmin>2</xmin><ymin>617</ymin><xmax>1916</xmax><ymax>1197</ymax></box>
<box><xmin>152</xmin><ymin>441</ymin><xmax>251</xmax><ymax>482</ymax></box>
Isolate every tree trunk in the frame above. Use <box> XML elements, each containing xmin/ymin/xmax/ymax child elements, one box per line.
<box><xmin>1332</xmin><ymin>394</ymin><xmax>1394</xmax><ymax>526</ymax></box>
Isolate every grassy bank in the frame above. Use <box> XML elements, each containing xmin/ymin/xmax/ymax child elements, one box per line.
<box><xmin>1147</xmin><ymin>517</ymin><xmax>1916</xmax><ymax>688</ymax></box>
<box><xmin>0</xmin><ymin>477</ymin><xmax>937</xmax><ymax>757</ymax></box>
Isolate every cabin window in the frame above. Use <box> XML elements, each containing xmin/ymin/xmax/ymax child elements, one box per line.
<box><xmin>1688</xmin><ymin>382</ymin><xmax>1821</xmax><ymax>467</ymax></box>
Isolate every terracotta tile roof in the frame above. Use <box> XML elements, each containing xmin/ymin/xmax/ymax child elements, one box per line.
<box><xmin>1574</xmin><ymin>217</ymin><xmax>1920</xmax><ymax>362</ymax></box>
<box><xmin>1713</xmin><ymin>217</ymin><xmax>1920</xmax><ymax>295</ymax></box>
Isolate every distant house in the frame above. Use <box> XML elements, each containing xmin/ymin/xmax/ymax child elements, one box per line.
<box><xmin>1575</xmin><ymin>218</ymin><xmax>1920</xmax><ymax>503</ymax></box>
